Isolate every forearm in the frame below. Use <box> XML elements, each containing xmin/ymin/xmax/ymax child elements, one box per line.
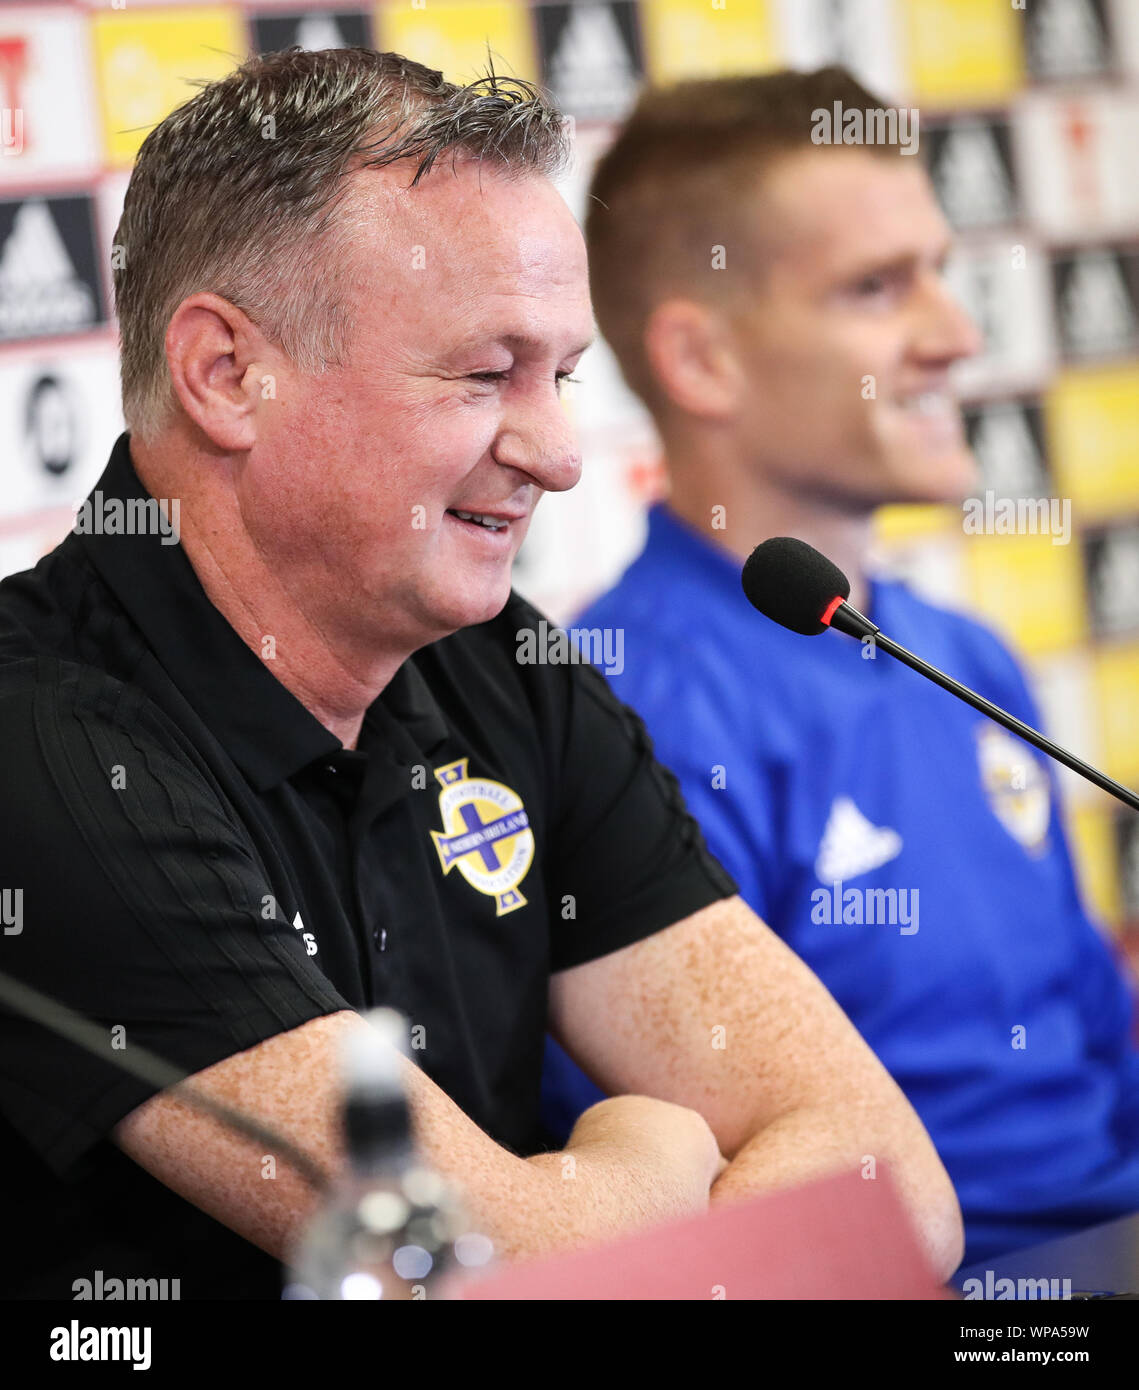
<box><xmin>708</xmin><ymin>1100</ymin><xmax>964</xmax><ymax>1281</ymax></box>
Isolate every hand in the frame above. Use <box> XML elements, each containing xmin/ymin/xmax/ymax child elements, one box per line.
<box><xmin>565</xmin><ymin>1094</ymin><xmax>727</xmax><ymax>1220</ymax></box>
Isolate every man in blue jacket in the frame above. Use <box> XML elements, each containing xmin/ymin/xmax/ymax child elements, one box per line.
<box><xmin>542</xmin><ymin>66</ymin><xmax>1139</xmax><ymax>1265</ymax></box>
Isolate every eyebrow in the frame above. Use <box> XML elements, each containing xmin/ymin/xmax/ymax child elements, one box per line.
<box><xmin>843</xmin><ymin>242</ymin><xmax>954</xmax><ymax>280</ymax></box>
<box><xmin>453</xmin><ymin>330</ymin><xmax>596</xmax><ymax>358</ymax></box>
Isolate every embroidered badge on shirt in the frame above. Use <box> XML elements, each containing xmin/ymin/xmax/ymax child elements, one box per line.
<box><xmin>976</xmin><ymin>724</ymin><xmax>1051</xmax><ymax>853</ymax></box>
<box><xmin>429</xmin><ymin>758</ymin><xmax>535</xmax><ymax>915</ymax></box>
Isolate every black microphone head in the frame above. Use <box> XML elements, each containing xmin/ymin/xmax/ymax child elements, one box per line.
<box><xmin>740</xmin><ymin>536</ymin><xmax>851</xmax><ymax>635</ymax></box>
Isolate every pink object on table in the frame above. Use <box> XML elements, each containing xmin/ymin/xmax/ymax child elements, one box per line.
<box><xmin>460</xmin><ymin>1163</ymin><xmax>955</xmax><ymax>1300</ymax></box>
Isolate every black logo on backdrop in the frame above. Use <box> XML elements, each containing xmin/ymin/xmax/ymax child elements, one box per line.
<box><xmin>253</xmin><ymin>10</ymin><xmax>372</xmax><ymax>55</ymax></box>
<box><xmin>535</xmin><ymin>2</ymin><xmax>643</xmax><ymax>123</ymax></box>
<box><xmin>0</xmin><ymin>196</ymin><xmax>103</xmax><ymax>342</ymax></box>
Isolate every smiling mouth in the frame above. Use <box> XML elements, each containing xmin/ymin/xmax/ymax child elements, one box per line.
<box><xmin>445</xmin><ymin>509</ymin><xmax>513</xmax><ymax>533</ymax></box>
<box><xmin>893</xmin><ymin>392</ymin><xmax>957</xmax><ymax>417</ymax></box>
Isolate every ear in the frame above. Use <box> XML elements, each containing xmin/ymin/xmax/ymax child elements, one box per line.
<box><xmin>642</xmin><ymin>298</ymin><xmax>746</xmax><ymax>421</ymax></box>
<box><xmin>163</xmin><ymin>292</ymin><xmax>277</xmax><ymax>452</ymax></box>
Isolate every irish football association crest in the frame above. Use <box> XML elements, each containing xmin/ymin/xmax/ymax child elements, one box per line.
<box><xmin>429</xmin><ymin>759</ymin><xmax>534</xmax><ymax>915</ymax></box>
<box><xmin>976</xmin><ymin>724</ymin><xmax>1050</xmax><ymax>853</ymax></box>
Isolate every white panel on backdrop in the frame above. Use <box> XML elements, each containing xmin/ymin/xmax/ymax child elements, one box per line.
<box><xmin>1032</xmin><ymin>647</ymin><xmax>1102</xmax><ymax>806</ymax></box>
<box><xmin>0</xmin><ymin>337</ymin><xmax>124</xmax><ymax>572</ymax></box>
<box><xmin>1013</xmin><ymin>89</ymin><xmax>1139</xmax><ymax>242</ymax></box>
<box><xmin>550</xmin><ymin>120</ymin><xmax>610</xmax><ymax>237</ymax></box>
<box><xmin>868</xmin><ymin>532</ymin><xmax>968</xmax><ymax>614</ymax></box>
<box><xmin>0</xmin><ymin>5</ymin><xmax>100</xmax><ymax>189</ymax></box>
<box><xmin>944</xmin><ymin>234</ymin><xmax>1058</xmax><ymax>399</ymax></box>
<box><xmin>94</xmin><ymin>168</ymin><xmax>129</xmax><ymax>285</ymax></box>
<box><xmin>775</xmin><ymin>0</ymin><xmax>904</xmax><ymax>101</ymax></box>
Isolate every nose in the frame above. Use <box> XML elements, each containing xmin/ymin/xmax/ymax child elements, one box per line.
<box><xmin>491</xmin><ymin>386</ymin><xmax>583</xmax><ymax>494</ymax></box>
<box><xmin>913</xmin><ymin>267</ymin><xmax>986</xmax><ymax>366</ymax></box>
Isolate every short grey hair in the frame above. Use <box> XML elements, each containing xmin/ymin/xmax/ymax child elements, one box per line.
<box><xmin>112</xmin><ymin>47</ymin><xmax>572</xmax><ymax>445</ymax></box>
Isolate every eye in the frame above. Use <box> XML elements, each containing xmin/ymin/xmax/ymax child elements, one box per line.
<box><xmin>465</xmin><ymin>369</ymin><xmax>581</xmax><ymax>390</ymax></box>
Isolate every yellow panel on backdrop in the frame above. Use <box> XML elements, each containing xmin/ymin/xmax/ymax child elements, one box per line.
<box><xmin>1094</xmin><ymin>643</ymin><xmax>1139</xmax><ymax>788</ymax></box>
<box><xmin>900</xmin><ymin>0</ymin><xmax>1024</xmax><ymax>107</ymax></box>
<box><xmin>964</xmin><ymin>531</ymin><xmax>1087</xmax><ymax>657</ymax></box>
<box><xmin>379</xmin><ymin>2</ymin><xmax>538</xmax><ymax>85</ymax></box>
<box><xmin>640</xmin><ymin>0</ymin><xmax>779</xmax><ymax>83</ymax></box>
<box><xmin>92</xmin><ymin>7</ymin><xmax>245</xmax><ymax>168</ymax></box>
<box><xmin>1046</xmin><ymin>365</ymin><xmax>1139</xmax><ymax>521</ymax></box>
<box><xmin>1065</xmin><ymin>802</ymin><xmax>1122</xmax><ymax>930</ymax></box>
<box><xmin>874</xmin><ymin>504</ymin><xmax>959</xmax><ymax>544</ymax></box>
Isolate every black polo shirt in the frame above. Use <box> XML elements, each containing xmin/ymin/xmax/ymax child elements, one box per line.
<box><xmin>0</xmin><ymin>432</ymin><xmax>737</xmax><ymax>1300</ymax></box>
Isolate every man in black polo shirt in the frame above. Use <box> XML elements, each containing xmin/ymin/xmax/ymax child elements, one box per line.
<box><xmin>0</xmin><ymin>47</ymin><xmax>961</xmax><ymax>1299</ymax></box>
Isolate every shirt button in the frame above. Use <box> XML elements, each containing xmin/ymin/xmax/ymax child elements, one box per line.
<box><xmin>373</xmin><ymin>926</ymin><xmax>387</xmax><ymax>952</ymax></box>
<box><xmin>324</xmin><ymin>763</ymin><xmax>338</xmax><ymax>775</ymax></box>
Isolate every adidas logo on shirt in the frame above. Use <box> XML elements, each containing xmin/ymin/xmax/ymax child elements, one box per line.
<box><xmin>815</xmin><ymin>796</ymin><xmax>903</xmax><ymax>884</ymax></box>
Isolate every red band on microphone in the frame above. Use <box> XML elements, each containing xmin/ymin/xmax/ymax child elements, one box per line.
<box><xmin>820</xmin><ymin>595</ymin><xmax>844</xmax><ymax>627</ymax></box>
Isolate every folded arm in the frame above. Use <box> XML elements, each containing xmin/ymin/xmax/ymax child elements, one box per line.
<box><xmin>113</xmin><ymin>1009</ymin><xmax>724</xmax><ymax>1268</ymax></box>
<box><xmin>548</xmin><ymin>894</ymin><xmax>964</xmax><ymax>1279</ymax></box>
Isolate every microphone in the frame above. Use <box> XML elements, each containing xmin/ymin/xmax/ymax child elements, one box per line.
<box><xmin>741</xmin><ymin>536</ymin><xmax>1139</xmax><ymax>814</ymax></box>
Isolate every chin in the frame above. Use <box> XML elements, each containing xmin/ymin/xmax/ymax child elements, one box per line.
<box><xmin>432</xmin><ymin>581</ymin><xmax>513</xmax><ymax>636</ymax></box>
<box><xmin>880</xmin><ymin>445</ymin><xmax>979</xmax><ymax>507</ymax></box>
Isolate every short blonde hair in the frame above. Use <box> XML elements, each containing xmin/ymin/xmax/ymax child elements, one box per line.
<box><xmin>586</xmin><ymin>66</ymin><xmax>898</xmax><ymax>413</ymax></box>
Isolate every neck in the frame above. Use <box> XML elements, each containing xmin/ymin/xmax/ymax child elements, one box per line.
<box><xmin>660</xmin><ymin>430</ymin><xmax>874</xmax><ymax>615</ymax></box>
<box><xmin>133</xmin><ymin>441</ymin><xmax>409</xmax><ymax>750</ymax></box>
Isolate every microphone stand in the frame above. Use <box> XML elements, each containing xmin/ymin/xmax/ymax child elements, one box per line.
<box><xmin>826</xmin><ymin>598</ymin><xmax>1139</xmax><ymax>815</ymax></box>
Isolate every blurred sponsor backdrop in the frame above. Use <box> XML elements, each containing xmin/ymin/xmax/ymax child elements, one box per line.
<box><xmin>1</xmin><ymin>0</ymin><xmax>1137</xmax><ymax>944</ymax></box>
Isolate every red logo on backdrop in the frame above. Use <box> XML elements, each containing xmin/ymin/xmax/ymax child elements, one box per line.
<box><xmin>624</xmin><ymin>450</ymin><xmax>666</xmax><ymax>504</ymax></box>
<box><xmin>0</xmin><ymin>37</ymin><xmax>28</xmax><ymax>157</ymax></box>
<box><xmin>1061</xmin><ymin>99</ymin><xmax>1099</xmax><ymax>222</ymax></box>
